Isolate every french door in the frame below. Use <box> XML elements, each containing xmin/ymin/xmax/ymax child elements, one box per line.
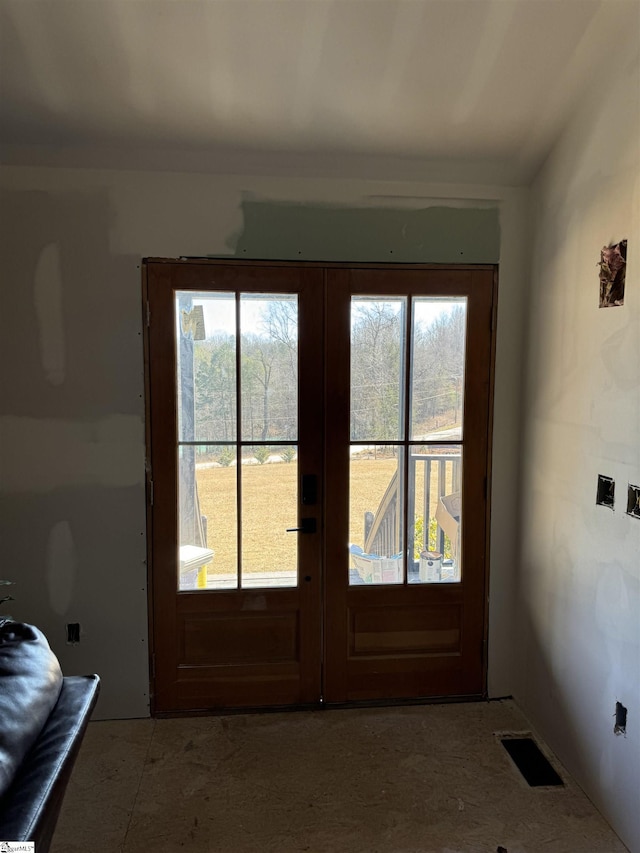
<box><xmin>144</xmin><ymin>260</ymin><xmax>495</xmax><ymax>713</ymax></box>
<box><xmin>324</xmin><ymin>268</ymin><xmax>494</xmax><ymax>702</ymax></box>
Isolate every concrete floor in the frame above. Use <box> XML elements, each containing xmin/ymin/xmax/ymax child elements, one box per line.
<box><xmin>51</xmin><ymin>700</ymin><xmax>627</xmax><ymax>853</ymax></box>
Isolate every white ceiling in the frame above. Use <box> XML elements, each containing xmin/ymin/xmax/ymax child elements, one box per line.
<box><xmin>0</xmin><ymin>0</ymin><xmax>637</xmax><ymax>183</ymax></box>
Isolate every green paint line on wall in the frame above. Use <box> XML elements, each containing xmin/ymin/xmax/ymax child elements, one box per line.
<box><xmin>228</xmin><ymin>201</ymin><xmax>500</xmax><ymax>263</ymax></box>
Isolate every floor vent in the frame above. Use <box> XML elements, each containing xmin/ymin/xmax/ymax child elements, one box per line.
<box><xmin>501</xmin><ymin>737</ymin><xmax>564</xmax><ymax>787</ymax></box>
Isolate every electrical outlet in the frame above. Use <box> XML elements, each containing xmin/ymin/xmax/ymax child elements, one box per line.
<box><xmin>596</xmin><ymin>475</ymin><xmax>615</xmax><ymax>509</ymax></box>
<box><xmin>66</xmin><ymin>623</ymin><xmax>80</xmax><ymax>644</ymax></box>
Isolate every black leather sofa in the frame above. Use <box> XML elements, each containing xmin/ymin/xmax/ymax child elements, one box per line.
<box><xmin>0</xmin><ymin>622</ymin><xmax>100</xmax><ymax>851</ymax></box>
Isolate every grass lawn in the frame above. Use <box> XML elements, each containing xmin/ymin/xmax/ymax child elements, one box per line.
<box><xmin>195</xmin><ymin>456</ymin><xmax>453</xmax><ymax>578</ymax></box>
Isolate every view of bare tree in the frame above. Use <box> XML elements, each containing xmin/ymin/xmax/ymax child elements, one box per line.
<box><xmin>190</xmin><ymin>298</ymin><xmax>464</xmax><ymax>453</ymax></box>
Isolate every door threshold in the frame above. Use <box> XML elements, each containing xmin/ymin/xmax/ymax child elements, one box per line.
<box><xmin>323</xmin><ymin>693</ymin><xmax>486</xmax><ymax>712</ymax></box>
<box><xmin>154</xmin><ymin>702</ymin><xmax>322</xmax><ymax>719</ymax></box>
<box><xmin>153</xmin><ymin>693</ymin><xmax>486</xmax><ymax>718</ymax></box>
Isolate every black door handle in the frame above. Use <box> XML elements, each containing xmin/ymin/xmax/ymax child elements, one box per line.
<box><xmin>286</xmin><ymin>518</ymin><xmax>317</xmax><ymax>534</ymax></box>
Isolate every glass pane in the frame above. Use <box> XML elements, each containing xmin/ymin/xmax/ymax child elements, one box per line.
<box><xmin>178</xmin><ymin>444</ymin><xmax>237</xmax><ymax>591</ymax></box>
<box><xmin>240</xmin><ymin>295</ymin><xmax>298</xmax><ymax>442</ymax></box>
<box><xmin>349</xmin><ymin>446</ymin><xmax>404</xmax><ymax>585</ymax></box>
<box><xmin>409</xmin><ymin>445</ymin><xmax>462</xmax><ymax>583</ymax></box>
<box><xmin>176</xmin><ymin>291</ymin><xmax>237</xmax><ymax>443</ymax></box>
<box><xmin>351</xmin><ymin>297</ymin><xmax>406</xmax><ymax>441</ymax></box>
<box><xmin>410</xmin><ymin>298</ymin><xmax>467</xmax><ymax>441</ymax></box>
<box><xmin>241</xmin><ymin>444</ymin><xmax>297</xmax><ymax>588</ymax></box>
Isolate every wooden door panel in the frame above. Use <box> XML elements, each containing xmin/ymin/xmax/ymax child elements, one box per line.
<box><xmin>345</xmin><ymin>595</ymin><xmax>479</xmax><ymax>701</ymax></box>
<box><xmin>349</xmin><ymin>604</ymin><xmax>462</xmax><ymax>656</ymax></box>
<box><xmin>345</xmin><ymin>667</ymin><xmax>467</xmax><ymax>703</ymax></box>
<box><xmin>174</xmin><ymin>663</ymin><xmax>301</xmax><ymax>710</ymax></box>
<box><xmin>145</xmin><ymin>261</ymin><xmax>323</xmax><ymax>713</ymax></box>
<box><xmin>324</xmin><ymin>267</ymin><xmax>495</xmax><ymax>704</ymax></box>
<box><xmin>179</xmin><ymin>611</ymin><xmax>300</xmax><ymax>666</ymax></box>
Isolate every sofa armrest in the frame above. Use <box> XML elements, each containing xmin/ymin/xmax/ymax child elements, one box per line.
<box><xmin>0</xmin><ymin>674</ymin><xmax>100</xmax><ymax>852</ymax></box>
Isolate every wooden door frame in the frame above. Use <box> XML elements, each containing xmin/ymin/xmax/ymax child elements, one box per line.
<box><xmin>143</xmin><ymin>259</ymin><xmax>498</xmax><ymax>714</ymax></box>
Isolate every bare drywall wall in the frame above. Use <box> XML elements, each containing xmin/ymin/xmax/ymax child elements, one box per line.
<box><xmin>0</xmin><ymin>167</ymin><xmax>527</xmax><ymax>717</ymax></box>
<box><xmin>229</xmin><ymin>198</ymin><xmax>500</xmax><ymax>262</ymax></box>
<box><xmin>0</xmin><ymin>187</ymin><xmax>149</xmax><ymax>719</ymax></box>
<box><xmin>519</xmin><ymin>28</ymin><xmax>640</xmax><ymax>851</ymax></box>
